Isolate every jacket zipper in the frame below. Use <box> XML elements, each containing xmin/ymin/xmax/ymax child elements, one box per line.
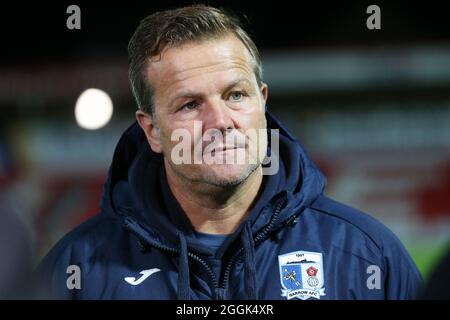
<box><xmin>122</xmin><ymin>195</ymin><xmax>287</xmax><ymax>300</ymax></box>
<box><xmin>220</xmin><ymin>196</ymin><xmax>288</xmax><ymax>294</ymax></box>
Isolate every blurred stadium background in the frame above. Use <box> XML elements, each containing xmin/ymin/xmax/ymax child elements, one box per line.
<box><xmin>0</xmin><ymin>0</ymin><xmax>449</xmax><ymax>284</ymax></box>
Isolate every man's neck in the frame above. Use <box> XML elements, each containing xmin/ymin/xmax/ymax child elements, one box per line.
<box><xmin>164</xmin><ymin>163</ymin><xmax>264</xmax><ymax>235</ymax></box>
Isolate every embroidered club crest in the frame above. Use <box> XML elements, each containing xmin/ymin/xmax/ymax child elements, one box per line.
<box><xmin>278</xmin><ymin>250</ymin><xmax>326</xmax><ymax>300</ymax></box>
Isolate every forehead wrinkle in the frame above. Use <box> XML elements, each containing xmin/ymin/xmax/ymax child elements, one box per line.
<box><xmin>167</xmin><ymin>57</ymin><xmax>253</xmax><ymax>83</ymax></box>
<box><xmin>154</xmin><ymin>44</ymin><xmax>254</xmax><ymax>84</ymax></box>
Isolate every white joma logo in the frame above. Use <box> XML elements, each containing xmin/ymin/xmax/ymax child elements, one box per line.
<box><xmin>124</xmin><ymin>268</ymin><xmax>160</xmax><ymax>285</ymax></box>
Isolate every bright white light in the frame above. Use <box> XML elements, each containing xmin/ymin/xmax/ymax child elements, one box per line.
<box><xmin>75</xmin><ymin>88</ymin><xmax>113</xmax><ymax>130</ymax></box>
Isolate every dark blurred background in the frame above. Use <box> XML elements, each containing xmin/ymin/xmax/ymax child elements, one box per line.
<box><xmin>1</xmin><ymin>0</ymin><xmax>449</xmax><ymax>287</ymax></box>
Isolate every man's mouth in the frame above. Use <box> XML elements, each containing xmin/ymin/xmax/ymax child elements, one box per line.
<box><xmin>206</xmin><ymin>146</ymin><xmax>241</xmax><ymax>157</ymax></box>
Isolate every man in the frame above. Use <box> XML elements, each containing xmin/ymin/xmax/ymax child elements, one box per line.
<box><xmin>37</xmin><ymin>5</ymin><xmax>422</xmax><ymax>300</ymax></box>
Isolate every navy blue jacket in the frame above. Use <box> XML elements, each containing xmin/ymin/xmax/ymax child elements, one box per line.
<box><xmin>36</xmin><ymin>112</ymin><xmax>422</xmax><ymax>300</ymax></box>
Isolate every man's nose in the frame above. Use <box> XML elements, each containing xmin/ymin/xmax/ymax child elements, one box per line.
<box><xmin>202</xmin><ymin>100</ymin><xmax>234</xmax><ymax>132</ymax></box>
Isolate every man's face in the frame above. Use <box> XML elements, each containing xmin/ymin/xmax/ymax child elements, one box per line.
<box><xmin>138</xmin><ymin>34</ymin><xmax>268</xmax><ymax>188</ymax></box>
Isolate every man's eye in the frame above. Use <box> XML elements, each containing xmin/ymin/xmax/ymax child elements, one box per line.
<box><xmin>181</xmin><ymin>101</ymin><xmax>198</xmax><ymax>110</ymax></box>
<box><xmin>229</xmin><ymin>91</ymin><xmax>245</xmax><ymax>102</ymax></box>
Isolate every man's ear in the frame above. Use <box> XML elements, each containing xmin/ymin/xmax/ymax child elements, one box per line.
<box><xmin>136</xmin><ymin>109</ymin><xmax>163</xmax><ymax>153</ymax></box>
<box><xmin>260</xmin><ymin>82</ymin><xmax>268</xmax><ymax>108</ymax></box>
